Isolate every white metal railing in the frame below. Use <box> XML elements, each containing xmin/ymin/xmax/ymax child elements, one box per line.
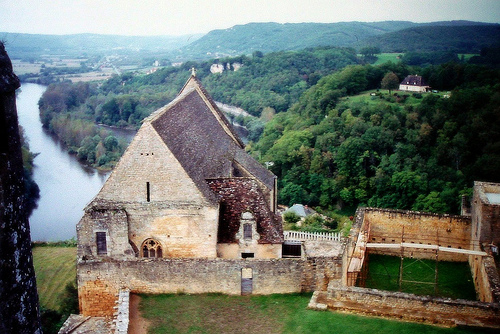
<box><xmin>283</xmin><ymin>230</ymin><xmax>342</xmax><ymax>242</ymax></box>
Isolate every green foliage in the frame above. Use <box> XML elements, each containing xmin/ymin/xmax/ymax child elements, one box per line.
<box><xmin>359</xmin><ymin>46</ymin><xmax>381</xmax><ymax>63</ymax></box>
<box><xmin>40</xmin><ymin>280</ymin><xmax>79</xmax><ymax>334</ymax></box>
<box><xmin>180</xmin><ymin>21</ymin><xmax>416</xmax><ymax>59</ymax></box>
<box><xmin>33</xmin><ymin>238</ymin><xmax>77</xmax><ymax>247</ymax></box>
<box><xmin>255</xmin><ymin>62</ymin><xmax>500</xmax><ymax>214</ymax></box>
<box><xmin>38</xmin><ymin>83</ymin><xmax>127</xmax><ymax>169</ymax></box>
<box><xmin>381</xmin><ymin>71</ymin><xmax>399</xmax><ymax>93</ymax></box>
<box><xmin>19</xmin><ymin>126</ymin><xmax>40</xmax><ymax>215</ymax></box>
<box><xmin>283</xmin><ymin>211</ymin><xmax>301</xmax><ymax>224</ymax></box>
<box><xmin>364</xmin><ymin>24</ymin><xmax>500</xmax><ymax>53</ymax></box>
<box><xmin>401</xmin><ymin>51</ymin><xmax>460</xmax><ymax>66</ymax></box>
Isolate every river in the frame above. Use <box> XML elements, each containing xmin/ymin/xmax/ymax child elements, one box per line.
<box><xmin>16</xmin><ymin>83</ymin><xmax>110</xmax><ymax>241</ymax></box>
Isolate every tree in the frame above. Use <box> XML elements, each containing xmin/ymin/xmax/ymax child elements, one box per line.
<box><xmin>381</xmin><ymin>72</ymin><xmax>399</xmax><ymax>94</ymax></box>
<box><xmin>359</xmin><ymin>46</ymin><xmax>381</xmax><ymax>63</ymax></box>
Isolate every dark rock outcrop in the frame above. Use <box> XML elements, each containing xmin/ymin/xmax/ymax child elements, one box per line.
<box><xmin>0</xmin><ymin>42</ymin><xmax>42</xmax><ymax>333</ymax></box>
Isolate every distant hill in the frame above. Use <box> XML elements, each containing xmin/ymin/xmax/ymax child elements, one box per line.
<box><xmin>359</xmin><ymin>23</ymin><xmax>500</xmax><ymax>53</ymax></box>
<box><xmin>174</xmin><ymin>21</ymin><xmax>418</xmax><ymax>59</ymax></box>
<box><xmin>2</xmin><ymin>21</ymin><xmax>498</xmax><ymax>62</ymax></box>
<box><xmin>0</xmin><ymin>32</ymin><xmax>202</xmax><ymax>60</ymax></box>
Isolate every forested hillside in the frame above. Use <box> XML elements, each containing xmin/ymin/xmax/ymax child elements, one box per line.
<box><xmin>362</xmin><ymin>24</ymin><xmax>500</xmax><ymax>53</ymax></box>
<box><xmin>5</xmin><ymin>21</ymin><xmax>497</xmax><ymax>63</ymax></box>
<box><xmin>252</xmin><ymin>62</ymin><xmax>500</xmax><ymax>214</ymax></box>
<box><xmin>37</xmin><ymin>44</ymin><xmax>500</xmax><ymax>214</ymax></box>
<box><xmin>37</xmin><ymin>47</ymin><xmax>360</xmax><ymax>168</ymax></box>
<box><xmin>177</xmin><ymin>21</ymin><xmax>417</xmax><ymax>59</ymax></box>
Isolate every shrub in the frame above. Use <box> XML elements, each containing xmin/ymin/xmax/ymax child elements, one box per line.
<box><xmin>283</xmin><ymin>211</ymin><xmax>301</xmax><ymax>224</ymax></box>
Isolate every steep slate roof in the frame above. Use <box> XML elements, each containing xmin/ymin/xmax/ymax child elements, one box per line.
<box><xmin>284</xmin><ymin>204</ymin><xmax>316</xmax><ymax>218</ymax></box>
<box><xmin>400</xmin><ymin>75</ymin><xmax>428</xmax><ymax>87</ymax></box>
<box><xmin>148</xmin><ymin>75</ymin><xmax>276</xmax><ymax>204</ymax></box>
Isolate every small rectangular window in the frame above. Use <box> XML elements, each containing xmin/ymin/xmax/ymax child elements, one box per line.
<box><xmin>243</xmin><ymin>223</ymin><xmax>252</xmax><ymax>240</ymax></box>
<box><xmin>96</xmin><ymin>232</ymin><xmax>107</xmax><ymax>255</ymax></box>
<box><xmin>282</xmin><ymin>243</ymin><xmax>301</xmax><ymax>257</ymax></box>
<box><xmin>146</xmin><ymin>182</ymin><xmax>151</xmax><ymax>202</ymax></box>
<box><xmin>242</xmin><ymin>252</ymin><xmax>254</xmax><ymax>258</ymax></box>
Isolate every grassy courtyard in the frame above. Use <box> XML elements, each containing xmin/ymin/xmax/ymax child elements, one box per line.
<box><xmin>364</xmin><ymin>254</ymin><xmax>477</xmax><ymax>300</ymax></box>
<box><xmin>139</xmin><ymin>293</ymin><xmax>490</xmax><ymax>334</ymax></box>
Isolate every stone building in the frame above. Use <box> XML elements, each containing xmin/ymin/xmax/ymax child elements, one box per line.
<box><xmin>399</xmin><ymin>74</ymin><xmax>430</xmax><ymax>92</ymax></box>
<box><xmin>74</xmin><ymin>73</ymin><xmax>321</xmax><ymax>320</ymax></box>
<box><xmin>471</xmin><ymin>181</ymin><xmax>500</xmax><ymax>255</ymax></box>
<box><xmin>77</xmin><ymin>73</ymin><xmax>283</xmax><ymax>263</ymax></box>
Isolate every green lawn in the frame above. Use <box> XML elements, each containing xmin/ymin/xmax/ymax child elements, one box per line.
<box><xmin>32</xmin><ymin>246</ymin><xmax>77</xmax><ymax>311</ymax></box>
<box><xmin>365</xmin><ymin>254</ymin><xmax>477</xmax><ymax>300</ymax></box>
<box><xmin>374</xmin><ymin>53</ymin><xmax>402</xmax><ymax>65</ymax></box>
<box><xmin>139</xmin><ymin>293</ymin><xmax>490</xmax><ymax>334</ymax></box>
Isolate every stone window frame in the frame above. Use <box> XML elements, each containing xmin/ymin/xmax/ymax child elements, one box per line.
<box><xmin>236</xmin><ymin>211</ymin><xmax>260</xmax><ymax>243</ymax></box>
<box><xmin>141</xmin><ymin>238</ymin><xmax>163</xmax><ymax>258</ymax></box>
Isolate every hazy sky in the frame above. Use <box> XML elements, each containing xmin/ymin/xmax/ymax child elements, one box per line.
<box><xmin>1</xmin><ymin>0</ymin><xmax>499</xmax><ymax>36</ymax></box>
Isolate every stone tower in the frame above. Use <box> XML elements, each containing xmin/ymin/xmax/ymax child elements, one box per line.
<box><xmin>0</xmin><ymin>42</ymin><xmax>42</xmax><ymax>333</ymax></box>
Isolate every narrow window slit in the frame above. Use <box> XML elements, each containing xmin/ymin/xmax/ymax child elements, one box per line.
<box><xmin>146</xmin><ymin>182</ymin><xmax>151</xmax><ymax>202</ymax></box>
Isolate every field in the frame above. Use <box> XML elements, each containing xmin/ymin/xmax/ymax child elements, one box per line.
<box><xmin>139</xmin><ymin>293</ymin><xmax>491</xmax><ymax>334</ymax></box>
<box><xmin>374</xmin><ymin>53</ymin><xmax>402</xmax><ymax>65</ymax></box>
<box><xmin>32</xmin><ymin>246</ymin><xmax>77</xmax><ymax>311</ymax></box>
<box><xmin>364</xmin><ymin>255</ymin><xmax>477</xmax><ymax>300</ymax></box>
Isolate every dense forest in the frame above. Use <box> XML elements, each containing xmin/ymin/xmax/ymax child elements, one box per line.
<box><xmin>37</xmin><ymin>45</ymin><xmax>500</xmax><ymax>214</ymax></box>
<box><xmin>253</xmin><ymin>62</ymin><xmax>500</xmax><ymax>214</ymax></box>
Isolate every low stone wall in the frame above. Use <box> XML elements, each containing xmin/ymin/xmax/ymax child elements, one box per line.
<box><xmin>318</xmin><ymin>285</ymin><xmax>500</xmax><ymax>328</ymax></box>
<box><xmin>112</xmin><ymin>290</ymin><xmax>129</xmax><ymax>334</ymax></box>
<box><xmin>78</xmin><ymin>256</ymin><xmax>343</xmax><ymax>316</ymax></box>
<box><xmin>469</xmin><ymin>255</ymin><xmax>500</xmax><ymax>303</ymax></box>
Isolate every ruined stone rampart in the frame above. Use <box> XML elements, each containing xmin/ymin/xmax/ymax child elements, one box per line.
<box><xmin>77</xmin><ymin>256</ymin><xmax>343</xmax><ymax>316</ymax></box>
<box><xmin>362</xmin><ymin>207</ymin><xmax>472</xmax><ymax>261</ymax></box>
<box><xmin>469</xmin><ymin>255</ymin><xmax>500</xmax><ymax>303</ymax></box>
<box><xmin>317</xmin><ymin>286</ymin><xmax>500</xmax><ymax>328</ymax></box>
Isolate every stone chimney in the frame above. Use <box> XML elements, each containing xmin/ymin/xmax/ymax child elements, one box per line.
<box><xmin>0</xmin><ymin>42</ymin><xmax>42</xmax><ymax>333</ymax></box>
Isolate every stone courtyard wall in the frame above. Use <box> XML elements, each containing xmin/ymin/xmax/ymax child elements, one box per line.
<box><xmin>362</xmin><ymin>208</ymin><xmax>472</xmax><ymax>261</ymax></box>
<box><xmin>316</xmin><ymin>286</ymin><xmax>500</xmax><ymax>328</ymax></box>
<box><xmin>78</xmin><ymin>256</ymin><xmax>343</xmax><ymax>316</ymax></box>
<box><xmin>469</xmin><ymin>255</ymin><xmax>500</xmax><ymax>303</ymax></box>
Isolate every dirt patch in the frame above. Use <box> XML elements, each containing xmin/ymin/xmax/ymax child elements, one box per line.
<box><xmin>128</xmin><ymin>294</ymin><xmax>150</xmax><ymax>334</ymax></box>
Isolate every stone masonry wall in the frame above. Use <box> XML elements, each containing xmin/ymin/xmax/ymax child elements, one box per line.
<box><xmin>363</xmin><ymin>208</ymin><xmax>472</xmax><ymax>261</ymax></box>
<box><xmin>78</xmin><ymin>256</ymin><xmax>343</xmax><ymax>316</ymax></box>
<box><xmin>469</xmin><ymin>254</ymin><xmax>500</xmax><ymax>303</ymax></box>
<box><xmin>471</xmin><ymin>181</ymin><xmax>500</xmax><ymax>249</ymax></box>
<box><xmin>317</xmin><ymin>286</ymin><xmax>500</xmax><ymax>328</ymax></box>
